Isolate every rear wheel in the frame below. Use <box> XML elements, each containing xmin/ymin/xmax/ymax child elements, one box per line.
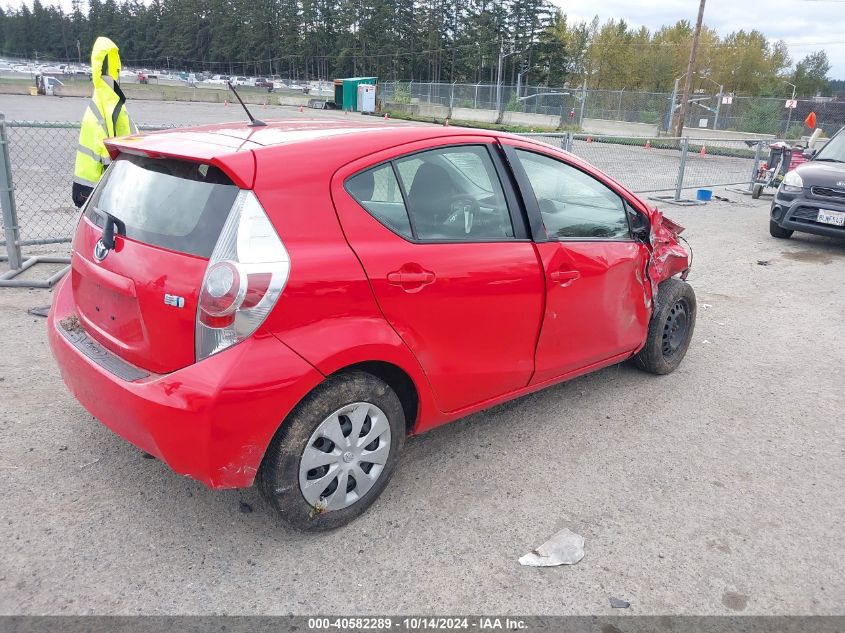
<box><xmin>769</xmin><ymin>220</ymin><xmax>793</xmax><ymax>239</ymax></box>
<box><xmin>634</xmin><ymin>278</ymin><xmax>697</xmax><ymax>375</ymax></box>
<box><xmin>258</xmin><ymin>371</ymin><xmax>405</xmax><ymax>531</ymax></box>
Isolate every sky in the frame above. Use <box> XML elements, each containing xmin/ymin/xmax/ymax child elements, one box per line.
<box><xmin>558</xmin><ymin>0</ymin><xmax>845</xmax><ymax>80</ymax></box>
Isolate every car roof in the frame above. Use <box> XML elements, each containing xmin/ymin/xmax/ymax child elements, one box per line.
<box><xmin>114</xmin><ymin>118</ymin><xmax>503</xmax><ymax>154</ymax></box>
<box><xmin>157</xmin><ymin>114</ymin><xmax>495</xmax><ymax>149</ymax></box>
<box><xmin>104</xmin><ymin>118</ymin><xmax>566</xmax><ymax>190</ymax></box>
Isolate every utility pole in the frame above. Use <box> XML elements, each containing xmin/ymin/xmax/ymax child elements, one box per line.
<box><xmin>672</xmin><ymin>0</ymin><xmax>707</xmax><ymax>138</ymax></box>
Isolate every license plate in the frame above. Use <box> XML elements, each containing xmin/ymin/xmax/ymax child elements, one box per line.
<box><xmin>817</xmin><ymin>209</ymin><xmax>845</xmax><ymax>226</ymax></box>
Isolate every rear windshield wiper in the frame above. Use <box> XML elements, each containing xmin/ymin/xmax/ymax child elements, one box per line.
<box><xmin>94</xmin><ymin>208</ymin><xmax>126</xmax><ymax>250</ymax></box>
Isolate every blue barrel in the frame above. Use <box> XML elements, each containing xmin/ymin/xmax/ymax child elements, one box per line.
<box><xmin>696</xmin><ymin>189</ymin><xmax>713</xmax><ymax>201</ymax></box>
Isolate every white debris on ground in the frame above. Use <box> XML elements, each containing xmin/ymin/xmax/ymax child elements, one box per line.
<box><xmin>518</xmin><ymin>528</ymin><xmax>585</xmax><ymax>567</ymax></box>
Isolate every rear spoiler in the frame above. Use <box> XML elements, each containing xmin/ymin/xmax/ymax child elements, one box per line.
<box><xmin>104</xmin><ymin>132</ymin><xmax>257</xmax><ymax>189</ymax></box>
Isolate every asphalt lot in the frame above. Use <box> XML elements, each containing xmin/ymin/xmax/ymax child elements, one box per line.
<box><xmin>1</xmin><ymin>94</ymin><xmax>843</xmax><ymax>616</ymax></box>
<box><xmin>1</xmin><ymin>193</ymin><xmax>844</xmax><ymax>615</ymax></box>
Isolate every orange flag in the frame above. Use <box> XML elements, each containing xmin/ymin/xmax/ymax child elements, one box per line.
<box><xmin>805</xmin><ymin>112</ymin><xmax>817</xmax><ymax>129</ymax></box>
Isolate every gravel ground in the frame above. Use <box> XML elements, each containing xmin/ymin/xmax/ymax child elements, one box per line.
<box><xmin>1</xmin><ymin>192</ymin><xmax>843</xmax><ymax>615</ymax></box>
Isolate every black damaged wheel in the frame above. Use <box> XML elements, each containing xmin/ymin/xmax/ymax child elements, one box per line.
<box><xmin>258</xmin><ymin>371</ymin><xmax>405</xmax><ymax>531</ymax></box>
<box><xmin>634</xmin><ymin>278</ymin><xmax>697</xmax><ymax>375</ymax></box>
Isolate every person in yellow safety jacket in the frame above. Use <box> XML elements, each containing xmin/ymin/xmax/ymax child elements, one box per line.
<box><xmin>72</xmin><ymin>36</ymin><xmax>138</xmax><ymax>208</ymax></box>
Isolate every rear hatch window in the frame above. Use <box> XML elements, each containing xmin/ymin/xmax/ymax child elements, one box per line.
<box><xmin>85</xmin><ymin>154</ymin><xmax>239</xmax><ymax>257</ymax></box>
<box><xmin>72</xmin><ymin>154</ymin><xmax>240</xmax><ymax>374</ymax></box>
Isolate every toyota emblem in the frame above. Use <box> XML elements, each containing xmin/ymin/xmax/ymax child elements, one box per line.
<box><xmin>93</xmin><ymin>239</ymin><xmax>109</xmax><ymax>262</ymax></box>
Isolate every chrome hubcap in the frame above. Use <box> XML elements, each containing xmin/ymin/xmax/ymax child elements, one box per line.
<box><xmin>298</xmin><ymin>402</ymin><xmax>392</xmax><ymax>512</ymax></box>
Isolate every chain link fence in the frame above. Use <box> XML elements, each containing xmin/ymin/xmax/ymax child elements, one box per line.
<box><xmin>0</xmin><ymin>118</ymin><xmax>174</xmax><ymax>287</ymax></box>
<box><xmin>382</xmin><ymin>81</ymin><xmax>845</xmax><ymax>137</ymax></box>
<box><xmin>2</xmin><ymin>118</ymin><xmax>778</xmax><ymax>287</ymax></box>
<box><xmin>521</xmin><ymin>133</ymin><xmax>768</xmax><ymax>204</ymax></box>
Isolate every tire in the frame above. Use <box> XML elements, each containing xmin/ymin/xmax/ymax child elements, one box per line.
<box><xmin>258</xmin><ymin>371</ymin><xmax>405</xmax><ymax>531</ymax></box>
<box><xmin>769</xmin><ymin>220</ymin><xmax>793</xmax><ymax>239</ymax></box>
<box><xmin>634</xmin><ymin>278</ymin><xmax>697</xmax><ymax>375</ymax></box>
<box><xmin>751</xmin><ymin>183</ymin><xmax>763</xmax><ymax>199</ymax></box>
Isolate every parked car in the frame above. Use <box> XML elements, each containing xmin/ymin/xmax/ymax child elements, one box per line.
<box><xmin>770</xmin><ymin>126</ymin><xmax>845</xmax><ymax>239</ymax></box>
<box><xmin>49</xmin><ymin>121</ymin><xmax>695</xmax><ymax>531</ymax></box>
<box><xmin>35</xmin><ymin>74</ymin><xmax>63</xmax><ymax>95</ymax></box>
<box><xmin>206</xmin><ymin>74</ymin><xmax>230</xmax><ymax>85</ymax></box>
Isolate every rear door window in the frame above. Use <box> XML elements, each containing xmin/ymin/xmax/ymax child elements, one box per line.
<box><xmin>396</xmin><ymin>146</ymin><xmax>513</xmax><ymax>241</ymax></box>
<box><xmin>345</xmin><ymin>145</ymin><xmax>515</xmax><ymax>242</ymax></box>
<box><xmin>85</xmin><ymin>154</ymin><xmax>239</xmax><ymax>257</ymax></box>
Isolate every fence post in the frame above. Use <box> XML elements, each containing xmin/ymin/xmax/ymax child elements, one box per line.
<box><xmin>565</xmin><ymin>132</ymin><xmax>574</xmax><ymax>153</ymax></box>
<box><xmin>674</xmin><ymin>137</ymin><xmax>689</xmax><ymax>202</ymax></box>
<box><xmin>0</xmin><ymin>115</ymin><xmax>23</xmax><ymax>271</ymax></box>
<box><xmin>578</xmin><ymin>83</ymin><xmax>587</xmax><ymax>128</ymax></box>
<box><xmin>748</xmin><ymin>140</ymin><xmax>764</xmax><ymax>193</ymax></box>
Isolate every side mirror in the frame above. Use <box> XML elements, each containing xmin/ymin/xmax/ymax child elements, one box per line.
<box><xmin>803</xmin><ymin>148</ymin><xmax>817</xmax><ymax>159</ymax></box>
<box><xmin>628</xmin><ymin>207</ymin><xmax>650</xmax><ymax>239</ymax></box>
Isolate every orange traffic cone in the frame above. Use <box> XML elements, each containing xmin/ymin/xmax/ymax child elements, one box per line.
<box><xmin>700</xmin><ymin>145</ymin><xmax>707</xmax><ymax>156</ymax></box>
<box><xmin>645</xmin><ymin>139</ymin><xmax>652</xmax><ymax>149</ymax></box>
<box><xmin>587</xmin><ymin>136</ymin><xmax>593</xmax><ymax>143</ymax></box>
<box><xmin>224</xmin><ymin>99</ymin><xmax>228</xmax><ymax>107</ymax></box>
<box><xmin>444</xmin><ymin>118</ymin><xmax>449</xmax><ymax>126</ymax></box>
<box><xmin>384</xmin><ymin>113</ymin><xmax>389</xmax><ymax>119</ymax></box>
<box><xmin>299</xmin><ymin>105</ymin><xmax>304</xmax><ymax>113</ymax></box>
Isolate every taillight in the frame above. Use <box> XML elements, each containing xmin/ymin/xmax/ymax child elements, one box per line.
<box><xmin>196</xmin><ymin>190</ymin><xmax>290</xmax><ymax>361</ymax></box>
<box><xmin>199</xmin><ymin>261</ymin><xmax>245</xmax><ymax>317</ymax></box>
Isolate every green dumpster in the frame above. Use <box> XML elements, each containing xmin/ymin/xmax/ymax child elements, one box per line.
<box><xmin>333</xmin><ymin>77</ymin><xmax>377</xmax><ymax>112</ymax></box>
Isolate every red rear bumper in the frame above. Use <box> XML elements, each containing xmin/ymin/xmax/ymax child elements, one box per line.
<box><xmin>48</xmin><ymin>275</ymin><xmax>324</xmax><ymax>488</ymax></box>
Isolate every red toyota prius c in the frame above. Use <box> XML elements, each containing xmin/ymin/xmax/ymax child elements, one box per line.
<box><xmin>49</xmin><ymin>118</ymin><xmax>695</xmax><ymax>530</ymax></box>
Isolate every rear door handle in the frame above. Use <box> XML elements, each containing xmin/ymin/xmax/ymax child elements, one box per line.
<box><xmin>387</xmin><ymin>268</ymin><xmax>436</xmax><ymax>291</ymax></box>
<box><xmin>550</xmin><ymin>270</ymin><xmax>580</xmax><ymax>287</ymax></box>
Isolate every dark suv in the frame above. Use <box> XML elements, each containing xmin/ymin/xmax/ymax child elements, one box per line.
<box><xmin>770</xmin><ymin>126</ymin><xmax>845</xmax><ymax>239</ymax></box>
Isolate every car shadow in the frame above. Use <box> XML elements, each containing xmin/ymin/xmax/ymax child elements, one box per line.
<box><xmin>86</xmin><ymin>360</ymin><xmax>650</xmax><ymax>541</ymax></box>
<box><xmin>779</xmin><ymin>232</ymin><xmax>845</xmax><ymax>260</ymax></box>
